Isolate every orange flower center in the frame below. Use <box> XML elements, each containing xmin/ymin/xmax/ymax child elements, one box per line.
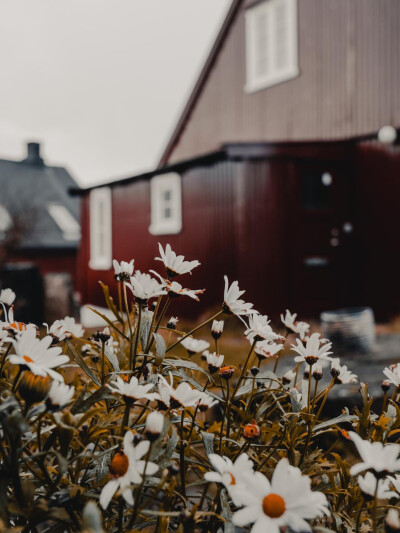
<box><xmin>23</xmin><ymin>355</ymin><xmax>34</xmax><ymax>363</ymax></box>
<box><xmin>262</xmin><ymin>493</ymin><xmax>286</xmax><ymax>518</ymax></box>
<box><xmin>109</xmin><ymin>452</ymin><xmax>129</xmax><ymax>477</ymax></box>
<box><xmin>227</xmin><ymin>472</ymin><xmax>236</xmax><ymax>485</ymax></box>
<box><xmin>10</xmin><ymin>322</ymin><xmax>26</xmax><ymax>331</ymax></box>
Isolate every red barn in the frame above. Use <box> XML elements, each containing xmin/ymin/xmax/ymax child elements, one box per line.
<box><xmin>75</xmin><ymin>0</ymin><xmax>400</xmax><ymax>320</ymax></box>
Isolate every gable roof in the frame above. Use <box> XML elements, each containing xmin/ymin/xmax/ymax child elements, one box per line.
<box><xmin>0</xmin><ymin>157</ymin><xmax>81</xmax><ymax>250</ymax></box>
<box><xmin>158</xmin><ymin>0</ymin><xmax>242</xmax><ymax>167</ymax></box>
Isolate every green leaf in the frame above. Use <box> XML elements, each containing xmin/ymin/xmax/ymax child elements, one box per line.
<box><xmin>153</xmin><ymin>333</ymin><xmax>166</xmax><ymax>366</ymax></box>
<box><xmin>220</xmin><ymin>489</ymin><xmax>235</xmax><ymax>533</ymax></box>
<box><xmin>66</xmin><ymin>340</ymin><xmax>101</xmax><ymax>387</ymax></box>
<box><xmin>314</xmin><ymin>411</ymin><xmax>357</xmax><ymax>433</ymax></box>
<box><xmin>201</xmin><ymin>431</ymin><xmax>215</xmax><ymax>457</ymax></box>
<box><xmin>99</xmin><ymin>281</ymin><xmax>123</xmax><ymax>323</ymax></box>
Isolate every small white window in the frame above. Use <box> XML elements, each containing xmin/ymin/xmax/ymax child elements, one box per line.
<box><xmin>48</xmin><ymin>204</ymin><xmax>81</xmax><ymax>241</ymax></box>
<box><xmin>89</xmin><ymin>187</ymin><xmax>112</xmax><ymax>270</ymax></box>
<box><xmin>149</xmin><ymin>173</ymin><xmax>182</xmax><ymax>235</ymax></box>
<box><xmin>245</xmin><ymin>0</ymin><xmax>298</xmax><ymax>93</ymax></box>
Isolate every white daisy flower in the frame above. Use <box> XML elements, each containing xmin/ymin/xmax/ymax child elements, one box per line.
<box><xmin>349</xmin><ymin>432</ymin><xmax>400</xmax><ymax>476</ymax></box>
<box><xmin>358</xmin><ymin>472</ymin><xmax>397</xmax><ymax>499</ymax></box>
<box><xmin>292</xmin><ymin>333</ymin><xmax>333</xmax><ymax>366</ymax></box>
<box><xmin>206</xmin><ymin>351</ymin><xmax>224</xmax><ymax>373</ymax></box>
<box><xmin>280</xmin><ymin>310</ymin><xmax>310</xmax><ymax>340</ymax></box>
<box><xmin>282</xmin><ymin>370</ymin><xmax>296</xmax><ymax>386</ymax></box>
<box><xmin>196</xmin><ymin>392</ymin><xmax>219</xmax><ymax>412</ymax></box>
<box><xmin>9</xmin><ymin>328</ymin><xmax>69</xmax><ymax>382</ymax></box>
<box><xmin>99</xmin><ymin>431</ymin><xmax>158</xmax><ymax>510</ymax></box>
<box><xmin>330</xmin><ymin>358</ymin><xmax>358</xmax><ymax>384</ymax></box>
<box><xmin>154</xmin><ymin>374</ymin><xmax>201</xmax><ymax>410</ymax></box>
<box><xmin>0</xmin><ymin>288</ymin><xmax>16</xmax><ymax>306</ymax></box>
<box><xmin>179</xmin><ymin>337</ymin><xmax>210</xmax><ymax>355</ymax></box>
<box><xmin>204</xmin><ymin>453</ymin><xmax>254</xmax><ymax>506</ymax></box>
<box><xmin>145</xmin><ymin>411</ymin><xmax>164</xmax><ymax>441</ymax></box>
<box><xmin>232</xmin><ymin>458</ymin><xmax>329</xmax><ymax>533</ymax></box>
<box><xmin>280</xmin><ymin>310</ymin><xmax>298</xmax><ymax>332</ymax></box>
<box><xmin>383</xmin><ymin>363</ymin><xmax>400</xmax><ymax>388</ymax></box>
<box><xmin>127</xmin><ymin>271</ymin><xmax>166</xmax><ymax>304</ymax></box>
<box><xmin>44</xmin><ymin>320</ymin><xmax>68</xmax><ymax>343</ymax></box>
<box><xmin>223</xmin><ymin>276</ymin><xmax>257</xmax><ymax>324</ymax></box>
<box><xmin>107</xmin><ymin>376</ymin><xmax>156</xmax><ymax>403</ymax></box>
<box><xmin>295</xmin><ymin>322</ymin><xmax>311</xmax><ymax>340</ymax></box>
<box><xmin>155</xmin><ymin>243</ymin><xmax>200</xmax><ymax>277</ymax></box>
<box><xmin>211</xmin><ymin>320</ymin><xmax>224</xmax><ymax>339</ymax></box>
<box><xmin>245</xmin><ymin>315</ymin><xmax>283</xmax><ymax>343</ymax></box>
<box><xmin>46</xmin><ymin>381</ymin><xmax>75</xmax><ymax>411</ymax></box>
<box><xmin>59</xmin><ymin>317</ymin><xmax>84</xmax><ymax>339</ymax></box>
<box><xmin>254</xmin><ymin>340</ymin><xmax>283</xmax><ymax>360</ymax></box>
<box><xmin>113</xmin><ymin>259</ymin><xmax>134</xmax><ymax>281</ymax></box>
<box><xmin>151</xmin><ymin>272</ymin><xmax>205</xmax><ymax>301</ymax></box>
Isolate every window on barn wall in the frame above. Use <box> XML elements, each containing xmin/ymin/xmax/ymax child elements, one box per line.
<box><xmin>89</xmin><ymin>187</ymin><xmax>112</xmax><ymax>270</ymax></box>
<box><xmin>245</xmin><ymin>0</ymin><xmax>298</xmax><ymax>93</ymax></box>
<box><xmin>149</xmin><ymin>173</ymin><xmax>182</xmax><ymax>235</ymax></box>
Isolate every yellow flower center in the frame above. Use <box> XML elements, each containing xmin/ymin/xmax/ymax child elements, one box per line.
<box><xmin>23</xmin><ymin>355</ymin><xmax>34</xmax><ymax>363</ymax></box>
<box><xmin>262</xmin><ymin>493</ymin><xmax>286</xmax><ymax>518</ymax></box>
<box><xmin>109</xmin><ymin>452</ymin><xmax>129</xmax><ymax>477</ymax></box>
<box><xmin>227</xmin><ymin>472</ymin><xmax>236</xmax><ymax>485</ymax></box>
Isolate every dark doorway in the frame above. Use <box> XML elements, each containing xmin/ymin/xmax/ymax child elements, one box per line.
<box><xmin>289</xmin><ymin>161</ymin><xmax>357</xmax><ymax>315</ymax></box>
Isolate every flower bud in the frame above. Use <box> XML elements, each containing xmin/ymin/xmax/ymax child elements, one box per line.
<box><xmin>206</xmin><ymin>352</ymin><xmax>224</xmax><ymax>374</ymax></box>
<box><xmin>312</xmin><ymin>364</ymin><xmax>323</xmax><ymax>381</ymax></box>
<box><xmin>243</xmin><ymin>420</ymin><xmax>261</xmax><ymax>440</ymax></box>
<box><xmin>145</xmin><ymin>411</ymin><xmax>164</xmax><ymax>441</ymax></box>
<box><xmin>382</xmin><ymin>380</ymin><xmax>391</xmax><ymax>392</ymax></box>
<box><xmin>18</xmin><ymin>371</ymin><xmax>50</xmax><ymax>406</ymax></box>
<box><xmin>167</xmin><ymin>317</ymin><xmax>179</xmax><ymax>330</ymax></box>
<box><xmin>211</xmin><ymin>320</ymin><xmax>224</xmax><ymax>340</ymax></box>
<box><xmin>168</xmin><ymin>462</ymin><xmax>180</xmax><ymax>476</ymax></box>
<box><xmin>250</xmin><ymin>366</ymin><xmax>260</xmax><ymax>376</ymax></box>
<box><xmin>93</xmin><ymin>327</ymin><xmax>111</xmax><ymax>343</ymax></box>
<box><xmin>386</xmin><ymin>508</ymin><xmax>400</xmax><ymax>533</ymax></box>
<box><xmin>303</xmin><ymin>369</ymin><xmax>310</xmax><ymax>380</ymax></box>
<box><xmin>218</xmin><ymin>366</ymin><xmax>235</xmax><ymax>380</ymax></box>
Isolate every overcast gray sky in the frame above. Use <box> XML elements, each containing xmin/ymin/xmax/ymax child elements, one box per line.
<box><xmin>0</xmin><ymin>0</ymin><xmax>231</xmax><ymax>186</ymax></box>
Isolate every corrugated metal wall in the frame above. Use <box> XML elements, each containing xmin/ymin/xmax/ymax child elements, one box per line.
<box><xmin>168</xmin><ymin>0</ymin><xmax>400</xmax><ymax>163</ymax></box>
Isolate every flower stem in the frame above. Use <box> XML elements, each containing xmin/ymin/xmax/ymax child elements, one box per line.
<box><xmin>230</xmin><ymin>340</ymin><xmax>257</xmax><ymax>403</ymax></box>
<box><xmin>179</xmin><ymin>410</ymin><xmax>186</xmax><ymax>498</ymax></box>
<box><xmin>131</xmin><ymin>303</ymin><xmax>142</xmax><ymax>370</ymax></box>
<box><xmin>166</xmin><ymin>310</ymin><xmax>224</xmax><ymax>353</ymax></box>
<box><xmin>219</xmin><ymin>381</ymin><xmax>230</xmax><ymax>454</ymax></box>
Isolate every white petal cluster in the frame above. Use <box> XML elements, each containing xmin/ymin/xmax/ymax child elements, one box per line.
<box><xmin>113</xmin><ymin>259</ymin><xmax>134</xmax><ymax>281</ymax></box>
<box><xmin>151</xmin><ymin>271</ymin><xmax>205</xmax><ymax>301</ymax></box>
<box><xmin>9</xmin><ymin>328</ymin><xmax>69</xmax><ymax>381</ymax></box>
<box><xmin>223</xmin><ymin>276</ymin><xmax>257</xmax><ymax>323</ymax></box>
<box><xmin>108</xmin><ymin>376</ymin><xmax>156</xmax><ymax>402</ymax></box>
<box><xmin>179</xmin><ymin>337</ymin><xmax>210</xmax><ymax>355</ymax></box>
<box><xmin>254</xmin><ymin>340</ymin><xmax>283</xmax><ymax>360</ymax></box>
<box><xmin>280</xmin><ymin>310</ymin><xmax>310</xmax><ymax>339</ymax></box>
<box><xmin>204</xmin><ymin>453</ymin><xmax>255</xmax><ymax>505</ymax></box>
<box><xmin>45</xmin><ymin>316</ymin><xmax>84</xmax><ymax>342</ymax></box>
<box><xmin>206</xmin><ymin>456</ymin><xmax>329</xmax><ymax>533</ymax></box>
<box><xmin>331</xmin><ymin>358</ymin><xmax>358</xmax><ymax>384</ymax></box>
<box><xmin>127</xmin><ymin>271</ymin><xmax>166</xmax><ymax>303</ymax></box>
<box><xmin>154</xmin><ymin>375</ymin><xmax>202</xmax><ymax>409</ymax></box>
<box><xmin>349</xmin><ymin>432</ymin><xmax>400</xmax><ymax>476</ymax></box>
<box><xmin>292</xmin><ymin>333</ymin><xmax>333</xmax><ymax>365</ymax></box>
<box><xmin>47</xmin><ymin>381</ymin><xmax>75</xmax><ymax>410</ymax></box>
<box><xmin>357</xmin><ymin>472</ymin><xmax>397</xmax><ymax>499</ymax></box>
<box><xmin>100</xmin><ymin>432</ymin><xmax>158</xmax><ymax>509</ymax></box>
<box><xmin>155</xmin><ymin>243</ymin><xmax>200</xmax><ymax>277</ymax></box>
<box><xmin>196</xmin><ymin>392</ymin><xmax>219</xmax><ymax>411</ymax></box>
<box><xmin>245</xmin><ymin>314</ymin><xmax>283</xmax><ymax>343</ymax></box>
<box><xmin>0</xmin><ymin>288</ymin><xmax>16</xmax><ymax>306</ymax></box>
<box><xmin>383</xmin><ymin>363</ymin><xmax>400</xmax><ymax>388</ymax></box>
<box><xmin>206</xmin><ymin>351</ymin><xmax>224</xmax><ymax>371</ymax></box>
<box><xmin>145</xmin><ymin>411</ymin><xmax>164</xmax><ymax>439</ymax></box>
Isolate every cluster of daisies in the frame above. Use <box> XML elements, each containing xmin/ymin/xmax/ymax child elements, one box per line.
<box><xmin>3</xmin><ymin>243</ymin><xmax>400</xmax><ymax>532</ymax></box>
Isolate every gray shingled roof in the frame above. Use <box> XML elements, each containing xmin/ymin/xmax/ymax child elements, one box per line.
<box><xmin>0</xmin><ymin>156</ymin><xmax>80</xmax><ymax>250</ymax></box>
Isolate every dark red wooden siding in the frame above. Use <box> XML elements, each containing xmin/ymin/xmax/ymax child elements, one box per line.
<box><xmin>79</xmin><ymin>159</ymin><xmax>292</xmax><ymax>318</ymax></box>
<box><xmin>165</xmin><ymin>0</ymin><xmax>400</xmax><ymax>164</ymax></box>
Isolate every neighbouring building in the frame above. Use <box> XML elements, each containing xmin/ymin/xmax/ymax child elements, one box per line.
<box><xmin>0</xmin><ymin>142</ymin><xmax>81</xmax><ymax>321</ymax></box>
<box><xmin>75</xmin><ymin>0</ymin><xmax>400</xmax><ymax>320</ymax></box>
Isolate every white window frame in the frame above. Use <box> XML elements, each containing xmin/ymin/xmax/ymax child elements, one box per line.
<box><xmin>245</xmin><ymin>0</ymin><xmax>298</xmax><ymax>93</ymax></box>
<box><xmin>149</xmin><ymin>173</ymin><xmax>182</xmax><ymax>235</ymax></box>
<box><xmin>89</xmin><ymin>187</ymin><xmax>112</xmax><ymax>270</ymax></box>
